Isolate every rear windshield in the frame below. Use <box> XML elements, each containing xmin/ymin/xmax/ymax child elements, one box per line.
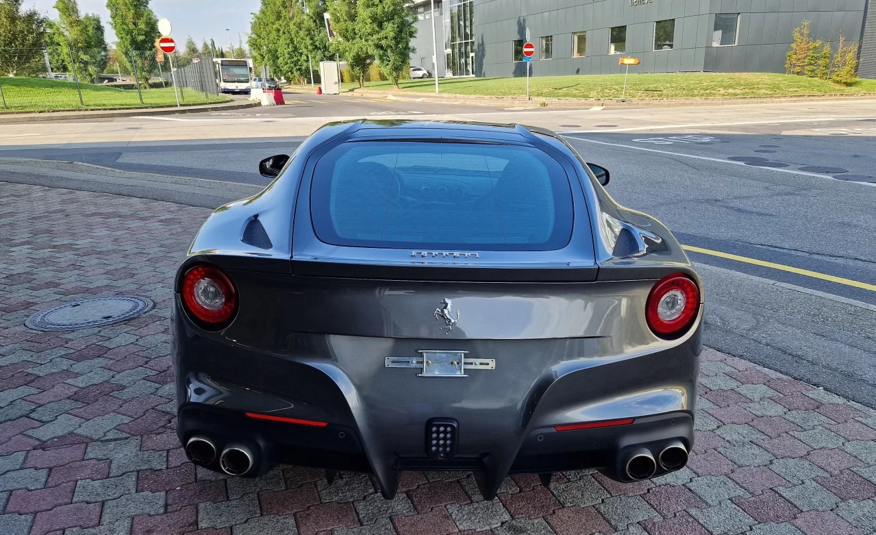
<box><xmin>310</xmin><ymin>141</ymin><xmax>574</xmax><ymax>251</ymax></box>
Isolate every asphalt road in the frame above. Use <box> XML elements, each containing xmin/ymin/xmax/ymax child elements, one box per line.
<box><xmin>2</xmin><ymin>97</ymin><xmax>875</xmax><ymax>408</ymax></box>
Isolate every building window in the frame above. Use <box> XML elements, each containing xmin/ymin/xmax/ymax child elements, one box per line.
<box><xmin>610</xmin><ymin>26</ymin><xmax>626</xmax><ymax>55</ymax></box>
<box><xmin>713</xmin><ymin>14</ymin><xmax>739</xmax><ymax>46</ymax></box>
<box><xmin>445</xmin><ymin>0</ymin><xmax>475</xmax><ymax>76</ymax></box>
<box><xmin>513</xmin><ymin>39</ymin><xmax>524</xmax><ymax>62</ymax></box>
<box><xmin>541</xmin><ymin>36</ymin><xmax>553</xmax><ymax>60</ymax></box>
<box><xmin>572</xmin><ymin>32</ymin><xmax>586</xmax><ymax>57</ymax></box>
<box><xmin>654</xmin><ymin>19</ymin><xmax>675</xmax><ymax>50</ymax></box>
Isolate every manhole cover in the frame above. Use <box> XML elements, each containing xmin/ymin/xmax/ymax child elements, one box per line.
<box><xmin>26</xmin><ymin>296</ymin><xmax>154</xmax><ymax>332</ymax></box>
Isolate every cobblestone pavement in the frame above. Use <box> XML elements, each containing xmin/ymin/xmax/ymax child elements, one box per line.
<box><xmin>2</xmin><ymin>182</ymin><xmax>876</xmax><ymax>535</ymax></box>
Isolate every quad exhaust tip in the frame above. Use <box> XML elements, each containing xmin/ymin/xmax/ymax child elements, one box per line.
<box><xmin>625</xmin><ymin>448</ymin><xmax>657</xmax><ymax>480</ymax></box>
<box><xmin>659</xmin><ymin>440</ymin><xmax>689</xmax><ymax>471</ymax></box>
<box><xmin>185</xmin><ymin>436</ymin><xmax>216</xmax><ymax>465</ymax></box>
<box><xmin>220</xmin><ymin>444</ymin><xmax>255</xmax><ymax>476</ymax></box>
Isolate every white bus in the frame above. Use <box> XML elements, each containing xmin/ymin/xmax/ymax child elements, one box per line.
<box><xmin>213</xmin><ymin>58</ymin><xmax>253</xmax><ymax>94</ymax></box>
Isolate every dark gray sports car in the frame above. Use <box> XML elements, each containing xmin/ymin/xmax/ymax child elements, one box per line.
<box><xmin>173</xmin><ymin>120</ymin><xmax>702</xmax><ymax>500</ymax></box>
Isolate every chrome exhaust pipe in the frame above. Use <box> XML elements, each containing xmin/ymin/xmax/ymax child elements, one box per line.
<box><xmin>185</xmin><ymin>436</ymin><xmax>216</xmax><ymax>465</ymax></box>
<box><xmin>219</xmin><ymin>444</ymin><xmax>255</xmax><ymax>476</ymax></box>
<box><xmin>659</xmin><ymin>440</ymin><xmax>688</xmax><ymax>471</ymax></box>
<box><xmin>624</xmin><ymin>448</ymin><xmax>657</xmax><ymax>480</ymax></box>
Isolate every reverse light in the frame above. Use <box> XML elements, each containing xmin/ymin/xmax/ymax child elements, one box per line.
<box><xmin>181</xmin><ymin>265</ymin><xmax>238</xmax><ymax>328</ymax></box>
<box><xmin>646</xmin><ymin>273</ymin><xmax>700</xmax><ymax>340</ymax></box>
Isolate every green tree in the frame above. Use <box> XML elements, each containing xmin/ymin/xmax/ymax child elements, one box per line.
<box><xmin>284</xmin><ymin>0</ymin><xmax>331</xmax><ymax>81</ymax></box>
<box><xmin>176</xmin><ymin>35</ymin><xmax>198</xmax><ymax>67</ymax></box>
<box><xmin>46</xmin><ymin>20</ymin><xmax>70</xmax><ymax>73</ymax></box>
<box><xmin>200</xmin><ymin>39</ymin><xmax>212</xmax><ymax>57</ymax></box>
<box><xmin>804</xmin><ymin>39</ymin><xmax>822</xmax><ymax>78</ymax></box>
<box><xmin>105</xmin><ymin>45</ymin><xmax>130</xmax><ymax>75</ymax></box>
<box><xmin>327</xmin><ymin>0</ymin><xmax>372</xmax><ymax>88</ymax></box>
<box><xmin>831</xmin><ymin>36</ymin><xmax>859</xmax><ymax>85</ymax></box>
<box><xmin>785</xmin><ymin>21</ymin><xmax>812</xmax><ymax>76</ymax></box>
<box><xmin>816</xmin><ymin>42</ymin><xmax>831</xmax><ymax>80</ymax></box>
<box><xmin>250</xmin><ymin>0</ymin><xmax>328</xmax><ymax>83</ymax></box>
<box><xmin>105</xmin><ymin>0</ymin><xmax>159</xmax><ymax>86</ymax></box>
<box><xmin>53</xmin><ymin>0</ymin><xmax>109</xmax><ymax>82</ymax></box>
<box><xmin>0</xmin><ymin>0</ymin><xmax>48</xmax><ymax>76</ymax></box>
<box><xmin>359</xmin><ymin>0</ymin><xmax>416</xmax><ymax>88</ymax></box>
<box><xmin>249</xmin><ymin>0</ymin><xmax>291</xmax><ymax>78</ymax></box>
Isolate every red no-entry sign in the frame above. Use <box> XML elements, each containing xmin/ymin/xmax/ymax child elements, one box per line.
<box><xmin>158</xmin><ymin>37</ymin><xmax>176</xmax><ymax>54</ymax></box>
<box><xmin>522</xmin><ymin>42</ymin><xmax>535</xmax><ymax>57</ymax></box>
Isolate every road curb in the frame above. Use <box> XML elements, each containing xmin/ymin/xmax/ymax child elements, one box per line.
<box><xmin>334</xmin><ymin>89</ymin><xmax>876</xmax><ymax>109</ymax></box>
<box><xmin>0</xmin><ymin>101</ymin><xmax>261</xmax><ymax>124</ymax></box>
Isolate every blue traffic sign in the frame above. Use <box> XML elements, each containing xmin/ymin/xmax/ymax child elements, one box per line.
<box><xmin>523</xmin><ymin>56</ymin><xmax>532</xmax><ymax>62</ymax></box>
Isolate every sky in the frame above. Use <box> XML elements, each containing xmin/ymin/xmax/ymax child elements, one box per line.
<box><xmin>26</xmin><ymin>0</ymin><xmax>262</xmax><ymax>50</ymax></box>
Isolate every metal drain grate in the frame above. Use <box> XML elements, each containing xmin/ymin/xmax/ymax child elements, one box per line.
<box><xmin>25</xmin><ymin>296</ymin><xmax>154</xmax><ymax>332</ymax></box>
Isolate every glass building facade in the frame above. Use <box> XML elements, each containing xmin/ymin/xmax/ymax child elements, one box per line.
<box><xmin>409</xmin><ymin>0</ymin><xmax>875</xmax><ymax>80</ymax></box>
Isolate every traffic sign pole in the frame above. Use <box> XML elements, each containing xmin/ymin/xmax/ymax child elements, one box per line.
<box><xmin>622</xmin><ymin>64</ymin><xmax>629</xmax><ymax>100</ymax></box>
<box><xmin>168</xmin><ymin>52</ymin><xmax>181</xmax><ymax>107</ymax></box>
<box><xmin>527</xmin><ymin>61</ymin><xmax>530</xmax><ymax>101</ymax></box>
<box><xmin>522</xmin><ymin>41</ymin><xmax>535</xmax><ymax>101</ymax></box>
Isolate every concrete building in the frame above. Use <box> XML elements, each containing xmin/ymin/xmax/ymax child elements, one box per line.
<box><xmin>410</xmin><ymin>0</ymin><xmax>876</xmax><ymax>79</ymax></box>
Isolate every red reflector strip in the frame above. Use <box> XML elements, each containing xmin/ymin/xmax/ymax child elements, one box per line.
<box><xmin>245</xmin><ymin>412</ymin><xmax>328</xmax><ymax>427</ymax></box>
<box><xmin>554</xmin><ymin>418</ymin><xmax>635</xmax><ymax>432</ymax></box>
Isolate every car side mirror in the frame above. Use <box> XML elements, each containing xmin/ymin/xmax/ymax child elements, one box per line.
<box><xmin>588</xmin><ymin>163</ymin><xmax>610</xmax><ymax>186</ymax></box>
<box><xmin>259</xmin><ymin>154</ymin><xmax>290</xmax><ymax>178</ymax></box>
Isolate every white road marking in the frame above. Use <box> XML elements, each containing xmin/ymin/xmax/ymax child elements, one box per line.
<box><xmin>811</xmin><ymin>127</ymin><xmax>876</xmax><ymax>135</ymax></box>
<box><xmin>632</xmin><ymin>135</ymin><xmax>717</xmax><ymax>145</ymax></box>
<box><xmin>564</xmin><ymin>135</ymin><xmax>876</xmax><ymax>186</ymax></box>
<box><xmin>0</xmin><ymin>133</ymin><xmax>41</xmax><ymax>139</ymax></box>
<box><xmin>560</xmin><ymin>116</ymin><xmax>876</xmax><ymax>134</ymax></box>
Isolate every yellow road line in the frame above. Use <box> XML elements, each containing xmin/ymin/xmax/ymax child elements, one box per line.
<box><xmin>683</xmin><ymin>245</ymin><xmax>876</xmax><ymax>292</ymax></box>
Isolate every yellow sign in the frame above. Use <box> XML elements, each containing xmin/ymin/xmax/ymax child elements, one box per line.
<box><xmin>619</xmin><ymin>57</ymin><xmax>640</xmax><ymax>66</ymax></box>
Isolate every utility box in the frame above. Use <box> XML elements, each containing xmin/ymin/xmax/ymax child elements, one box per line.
<box><xmin>320</xmin><ymin>61</ymin><xmax>341</xmax><ymax>95</ymax></box>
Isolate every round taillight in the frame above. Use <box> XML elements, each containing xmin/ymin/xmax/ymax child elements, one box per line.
<box><xmin>646</xmin><ymin>274</ymin><xmax>700</xmax><ymax>339</ymax></box>
<box><xmin>181</xmin><ymin>265</ymin><xmax>237</xmax><ymax>328</ymax></box>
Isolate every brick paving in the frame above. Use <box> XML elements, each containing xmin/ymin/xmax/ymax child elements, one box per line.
<box><xmin>2</xmin><ymin>181</ymin><xmax>876</xmax><ymax>535</ymax></box>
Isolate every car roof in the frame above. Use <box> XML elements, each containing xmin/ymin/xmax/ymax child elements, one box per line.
<box><xmin>308</xmin><ymin>120</ymin><xmax>572</xmax><ymax>159</ymax></box>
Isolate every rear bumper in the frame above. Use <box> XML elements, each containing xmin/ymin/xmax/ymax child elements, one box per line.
<box><xmin>173</xmin><ymin>299</ymin><xmax>701</xmax><ymax>498</ymax></box>
<box><xmin>178</xmin><ymin>401</ymin><xmax>692</xmax><ymax>480</ymax></box>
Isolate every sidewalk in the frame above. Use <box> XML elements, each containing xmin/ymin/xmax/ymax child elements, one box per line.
<box><xmin>333</xmin><ymin>87</ymin><xmax>876</xmax><ymax>110</ymax></box>
<box><xmin>1</xmin><ymin>182</ymin><xmax>876</xmax><ymax>535</ymax></box>
<box><xmin>0</xmin><ymin>99</ymin><xmax>259</xmax><ymax>124</ymax></box>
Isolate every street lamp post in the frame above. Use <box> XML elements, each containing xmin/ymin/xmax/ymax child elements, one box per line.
<box><xmin>226</xmin><ymin>29</ymin><xmax>234</xmax><ymax>58</ymax></box>
<box><xmin>430</xmin><ymin>0</ymin><xmax>439</xmax><ymax>93</ymax></box>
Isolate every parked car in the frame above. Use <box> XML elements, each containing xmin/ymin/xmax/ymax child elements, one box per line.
<box><xmin>251</xmin><ymin>77</ymin><xmax>280</xmax><ymax>90</ymax></box>
<box><xmin>410</xmin><ymin>66</ymin><xmax>432</xmax><ymax>79</ymax></box>
<box><xmin>173</xmin><ymin>120</ymin><xmax>702</xmax><ymax>500</ymax></box>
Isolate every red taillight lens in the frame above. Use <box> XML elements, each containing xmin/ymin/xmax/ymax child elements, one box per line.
<box><xmin>245</xmin><ymin>413</ymin><xmax>328</xmax><ymax>427</ymax></box>
<box><xmin>554</xmin><ymin>418</ymin><xmax>635</xmax><ymax>432</ymax></box>
<box><xmin>181</xmin><ymin>265</ymin><xmax>237</xmax><ymax>328</ymax></box>
<box><xmin>645</xmin><ymin>273</ymin><xmax>700</xmax><ymax>339</ymax></box>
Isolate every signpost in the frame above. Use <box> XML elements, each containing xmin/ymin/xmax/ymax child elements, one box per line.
<box><xmin>157</xmin><ymin>33</ymin><xmax>180</xmax><ymax>107</ymax></box>
<box><xmin>522</xmin><ymin>41</ymin><xmax>534</xmax><ymax>101</ymax></box>
<box><xmin>619</xmin><ymin>57</ymin><xmax>640</xmax><ymax>100</ymax></box>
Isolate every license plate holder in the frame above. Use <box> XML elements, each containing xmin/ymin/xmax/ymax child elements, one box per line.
<box><xmin>418</xmin><ymin>350</ymin><xmax>467</xmax><ymax>377</ymax></box>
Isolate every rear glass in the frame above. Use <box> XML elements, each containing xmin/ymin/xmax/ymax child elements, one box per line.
<box><xmin>310</xmin><ymin>142</ymin><xmax>573</xmax><ymax>251</ymax></box>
